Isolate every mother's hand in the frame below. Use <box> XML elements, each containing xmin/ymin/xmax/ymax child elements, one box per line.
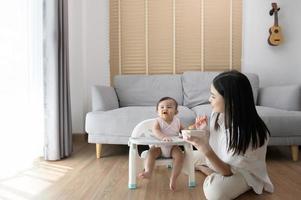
<box><xmin>195</xmin><ymin>115</ymin><xmax>208</xmax><ymax>130</ymax></box>
<box><xmin>184</xmin><ymin>131</ymin><xmax>211</xmax><ymax>155</ymax></box>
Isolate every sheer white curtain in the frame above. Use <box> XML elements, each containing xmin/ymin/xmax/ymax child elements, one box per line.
<box><xmin>0</xmin><ymin>0</ymin><xmax>43</xmax><ymax>176</ymax></box>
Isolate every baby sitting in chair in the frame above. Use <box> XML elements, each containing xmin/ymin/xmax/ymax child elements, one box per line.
<box><xmin>138</xmin><ymin>97</ymin><xmax>185</xmax><ymax>191</ymax></box>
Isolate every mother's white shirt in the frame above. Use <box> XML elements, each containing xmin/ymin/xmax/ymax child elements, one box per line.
<box><xmin>194</xmin><ymin>112</ymin><xmax>274</xmax><ymax>194</ymax></box>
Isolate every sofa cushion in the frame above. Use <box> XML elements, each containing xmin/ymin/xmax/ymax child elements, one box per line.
<box><xmin>191</xmin><ymin>104</ymin><xmax>212</xmax><ymax>120</ymax></box>
<box><xmin>258</xmin><ymin>84</ymin><xmax>301</xmax><ymax>111</ymax></box>
<box><xmin>191</xmin><ymin>105</ymin><xmax>301</xmax><ymax>139</ymax></box>
<box><xmin>91</xmin><ymin>85</ymin><xmax>119</xmax><ymax>111</ymax></box>
<box><xmin>85</xmin><ymin>106</ymin><xmax>196</xmax><ymax>144</ymax></box>
<box><xmin>182</xmin><ymin>71</ymin><xmax>259</xmax><ymax>108</ymax></box>
<box><xmin>114</xmin><ymin>75</ymin><xmax>183</xmax><ymax>107</ymax></box>
<box><xmin>245</xmin><ymin>73</ymin><xmax>260</xmax><ymax>104</ymax></box>
<box><xmin>182</xmin><ymin>72</ymin><xmax>219</xmax><ymax>108</ymax></box>
<box><xmin>256</xmin><ymin>106</ymin><xmax>301</xmax><ymax>138</ymax></box>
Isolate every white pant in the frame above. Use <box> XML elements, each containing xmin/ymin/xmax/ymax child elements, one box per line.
<box><xmin>203</xmin><ymin>172</ymin><xmax>250</xmax><ymax>200</ymax></box>
<box><xmin>193</xmin><ymin>150</ymin><xmax>251</xmax><ymax>199</ymax></box>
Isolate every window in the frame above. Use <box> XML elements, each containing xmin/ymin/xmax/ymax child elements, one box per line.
<box><xmin>110</xmin><ymin>0</ymin><xmax>242</xmax><ymax>80</ymax></box>
<box><xmin>0</xmin><ymin>0</ymin><xmax>43</xmax><ymax>176</ymax></box>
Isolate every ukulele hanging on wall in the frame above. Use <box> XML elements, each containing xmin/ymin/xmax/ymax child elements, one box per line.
<box><xmin>268</xmin><ymin>3</ymin><xmax>283</xmax><ymax>46</ymax></box>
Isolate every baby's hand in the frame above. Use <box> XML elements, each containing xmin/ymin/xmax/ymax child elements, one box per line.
<box><xmin>162</xmin><ymin>136</ymin><xmax>172</xmax><ymax>142</ymax></box>
<box><xmin>195</xmin><ymin>116</ymin><xmax>208</xmax><ymax>130</ymax></box>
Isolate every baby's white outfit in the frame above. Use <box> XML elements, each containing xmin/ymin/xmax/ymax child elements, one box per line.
<box><xmin>155</xmin><ymin>117</ymin><xmax>180</xmax><ymax>158</ymax></box>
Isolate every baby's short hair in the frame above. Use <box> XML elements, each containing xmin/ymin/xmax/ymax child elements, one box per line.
<box><xmin>156</xmin><ymin>97</ymin><xmax>178</xmax><ymax>110</ymax></box>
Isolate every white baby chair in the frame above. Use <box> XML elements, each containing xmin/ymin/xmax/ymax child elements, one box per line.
<box><xmin>128</xmin><ymin>118</ymin><xmax>196</xmax><ymax>189</ymax></box>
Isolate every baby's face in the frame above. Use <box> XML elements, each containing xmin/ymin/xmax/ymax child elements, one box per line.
<box><xmin>157</xmin><ymin>99</ymin><xmax>177</xmax><ymax>121</ymax></box>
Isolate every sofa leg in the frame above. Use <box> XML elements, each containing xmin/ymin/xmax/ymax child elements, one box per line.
<box><xmin>291</xmin><ymin>145</ymin><xmax>299</xmax><ymax>161</ymax></box>
<box><xmin>96</xmin><ymin>144</ymin><xmax>102</xmax><ymax>159</ymax></box>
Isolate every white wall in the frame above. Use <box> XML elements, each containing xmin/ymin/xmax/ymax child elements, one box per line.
<box><xmin>69</xmin><ymin>0</ymin><xmax>109</xmax><ymax>133</ymax></box>
<box><xmin>69</xmin><ymin>0</ymin><xmax>301</xmax><ymax>133</ymax></box>
<box><xmin>242</xmin><ymin>0</ymin><xmax>301</xmax><ymax>87</ymax></box>
<box><xmin>69</xmin><ymin>0</ymin><xmax>84</xmax><ymax>133</ymax></box>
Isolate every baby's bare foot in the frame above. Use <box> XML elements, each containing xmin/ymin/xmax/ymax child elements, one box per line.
<box><xmin>138</xmin><ymin>171</ymin><xmax>151</xmax><ymax>179</ymax></box>
<box><xmin>169</xmin><ymin>177</ymin><xmax>176</xmax><ymax>191</ymax></box>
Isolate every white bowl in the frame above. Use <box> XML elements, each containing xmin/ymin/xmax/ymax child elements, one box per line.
<box><xmin>181</xmin><ymin>129</ymin><xmax>206</xmax><ymax>139</ymax></box>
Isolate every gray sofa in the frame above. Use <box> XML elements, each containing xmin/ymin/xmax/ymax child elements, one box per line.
<box><xmin>85</xmin><ymin>71</ymin><xmax>301</xmax><ymax>160</ymax></box>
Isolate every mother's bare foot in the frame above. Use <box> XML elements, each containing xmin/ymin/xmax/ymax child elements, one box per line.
<box><xmin>138</xmin><ymin>171</ymin><xmax>151</xmax><ymax>179</ymax></box>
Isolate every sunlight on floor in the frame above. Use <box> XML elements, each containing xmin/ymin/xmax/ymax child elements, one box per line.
<box><xmin>0</xmin><ymin>76</ymin><xmax>48</xmax><ymax>199</ymax></box>
<box><xmin>0</xmin><ymin>98</ymin><xmax>44</xmax><ymax>177</ymax></box>
<box><xmin>0</xmin><ymin>161</ymin><xmax>72</xmax><ymax>200</ymax></box>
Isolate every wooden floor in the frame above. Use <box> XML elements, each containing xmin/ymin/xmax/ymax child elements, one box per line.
<box><xmin>0</xmin><ymin>138</ymin><xmax>300</xmax><ymax>200</ymax></box>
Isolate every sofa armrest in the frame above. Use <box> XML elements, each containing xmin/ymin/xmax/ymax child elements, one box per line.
<box><xmin>91</xmin><ymin>85</ymin><xmax>119</xmax><ymax>111</ymax></box>
<box><xmin>258</xmin><ymin>84</ymin><xmax>301</xmax><ymax>111</ymax></box>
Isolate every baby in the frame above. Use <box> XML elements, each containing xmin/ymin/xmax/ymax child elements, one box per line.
<box><xmin>138</xmin><ymin>97</ymin><xmax>185</xmax><ymax>191</ymax></box>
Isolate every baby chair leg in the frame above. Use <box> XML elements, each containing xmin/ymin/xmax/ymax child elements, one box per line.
<box><xmin>184</xmin><ymin>144</ymin><xmax>196</xmax><ymax>187</ymax></box>
<box><xmin>128</xmin><ymin>143</ymin><xmax>137</xmax><ymax>189</ymax></box>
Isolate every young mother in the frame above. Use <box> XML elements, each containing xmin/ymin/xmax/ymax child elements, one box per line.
<box><xmin>184</xmin><ymin>70</ymin><xmax>274</xmax><ymax>200</ymax></box>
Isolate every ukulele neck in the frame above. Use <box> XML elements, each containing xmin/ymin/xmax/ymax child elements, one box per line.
<box><xmin>274</xmin><ymin>11</ymin><xmax>279</xmax><ymax>26</ymax></box>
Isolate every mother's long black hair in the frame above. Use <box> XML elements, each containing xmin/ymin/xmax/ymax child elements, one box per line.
<box><xmin>213</xmin><ymin>70</ymin><xmax>270</xmax><ymax>155</ymax></box>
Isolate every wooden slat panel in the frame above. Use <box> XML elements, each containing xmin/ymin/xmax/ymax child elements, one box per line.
<box><xmin>110</xmin><ymin>0</ymin><xmax>242</xmax><ymax>75</ymax></box>
<box><xmin>232</xmin><ymin>0</ymin><xmax>242</xmax><ymax>71</ymax></box>
<box><xmin>175</xmin><ymin>0</ymin><xmax>202</xmax><ymax>73</ymax></box>
<box><xmin>148</xmin><ymin>0</ymin><xmax>173</xmax><ymax>74</ymax></box>
<box><xmin>203</xmin><ymin>0</ymin><xmax>230</xmax><ymax>71</ymax></box>
<box><xmin>110</xmin><ymin>0</ymin><xmax>120</xmax><ymax>84</ymax></box>
<box><xmin>120</xmin><ymin>0</ymin><xmax>146</xmax><ymax>74</ymax></box>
